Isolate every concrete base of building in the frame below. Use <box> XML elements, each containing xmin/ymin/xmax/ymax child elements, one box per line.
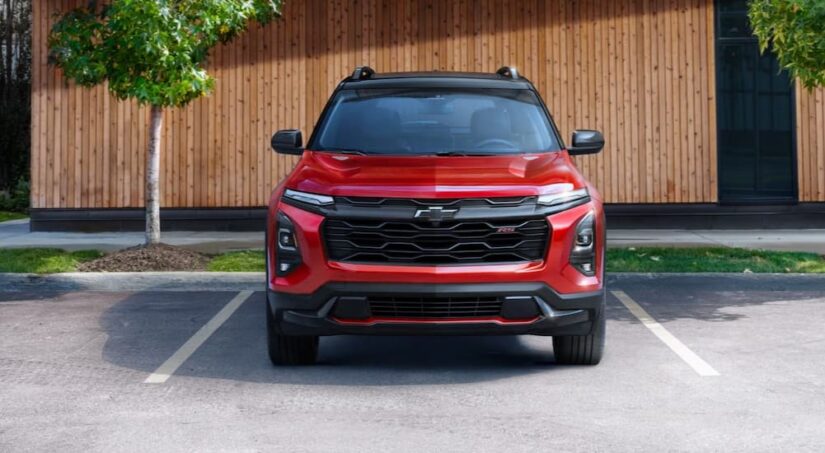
<box><xmin>27</xmin><ymin>203</ymin><xmax>825</xmax><ymax>232</ymax></box>
<box><xmin>606</xmin><ymin>203</ymin><xmax>825</xmax><ymax>229</ymax></box>
<box><xmin>29</xmin><ymin>208</ymin><xmax>267</xmax><ymax>232</ymax></box>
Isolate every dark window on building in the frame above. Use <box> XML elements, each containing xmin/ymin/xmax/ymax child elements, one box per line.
<box><xmin>715</xmin><ymin>0</ymin><xmax>796</xmax><ymax>203</ymax></box>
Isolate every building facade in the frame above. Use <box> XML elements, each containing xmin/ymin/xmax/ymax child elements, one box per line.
<box><xmin>30</xmin><ymin>0</ymin><xmax>825</xmax><ymax>230</ymax></box>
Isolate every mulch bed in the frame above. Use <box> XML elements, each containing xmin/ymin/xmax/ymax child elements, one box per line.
<box><xmin>77</xmin><ymin>243</ymin><xmax>210</xmax><ymax>272</ymax></box>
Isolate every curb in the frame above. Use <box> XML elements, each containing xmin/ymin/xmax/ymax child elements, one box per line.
<box><xmin>606</xmin><ymin>272</ymin><xmax>825</xmax><ymax>291</ymax></box>
<box><xmin>606</xmin><ymin>272</ymin><xmax>825</xmax><ymax>279</ymax></box>
<box><xmin>0</xmin><ymin>272</ymin><xmax>265</xmax><ymax>292</ymax></box>
<box><xmin>0</xmin><ymin>271</ymin><xmax>822</xmax><ymax>292</ymax></box>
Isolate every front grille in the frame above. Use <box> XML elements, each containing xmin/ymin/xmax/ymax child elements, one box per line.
<box><xmin>323</xmin><ymin>217</ymin><xmax>550</xmax><ymax>265</ymax></box>
<box><xmin>368</xmin><ymin>295</ymin><xmax>504</xmax><ymax>318</ymax></box>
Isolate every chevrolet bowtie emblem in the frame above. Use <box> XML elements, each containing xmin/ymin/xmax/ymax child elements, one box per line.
<box><xmin>414</xmin><ymin>206</ymin><xmax>458</xmax><ymax>223</ymax></box>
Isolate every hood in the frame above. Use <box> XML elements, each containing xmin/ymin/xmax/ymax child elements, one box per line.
<box><xmin>286</xmin><ymin>151</ymin><xmax>590</xmax><ymax>199</ymax></box>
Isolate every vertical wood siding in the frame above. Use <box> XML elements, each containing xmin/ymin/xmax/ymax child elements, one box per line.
<box><xmin>30</xmin><ymin>0</ymin><xmax>817</xmax><ymax>208</ymax></box>
<box><xmin>797</xmin><ymin>86</ymin><xmax>825</xmax><ymax>202</ymax></box>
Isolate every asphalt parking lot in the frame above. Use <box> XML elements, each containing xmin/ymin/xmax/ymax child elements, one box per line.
<box><xmin>1</xmin><ymin>275</ymin><xmax>824</xmax><ymax>452</ymax></box>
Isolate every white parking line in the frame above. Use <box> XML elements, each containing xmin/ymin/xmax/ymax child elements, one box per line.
<box><xmin>611</xmin><ymin>290</ymin><xmax>720</xmax><ymax>377</ymax></box>
<box><xmin>144</xmin><ymin>290</ymin><xmax>254</xmax><ymax>384</ymax></box>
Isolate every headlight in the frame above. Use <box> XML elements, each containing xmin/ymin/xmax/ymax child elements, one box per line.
<box><xmin>537</xmin><ymin>188</ymin><xmax>589</xmax><ymax>206</ymax></box>
<box><xmin>275</xmin><ymin>212</ymin><xmax>302</xmax><ymax>276</ymax></box>
<box><xmin>283</xmin><ymin>189</ymin><xmax>334</xmax><ymax>206</ymax></box>
<box><xmin>569</xmin><ymin>211</ymin><xmax>596</xmax><ymax>276</ymax></box>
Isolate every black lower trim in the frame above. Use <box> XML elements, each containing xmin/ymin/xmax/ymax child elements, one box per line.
<box><xmin>28</xmin><ymin>202</ymin><xmax>825</xmax><ymax>232</ymax></box>
<box><xmin>29</xmin><ymin>208</ymin><xmax>267</xmax><ymax>232</ymax></box>
<box><xmin>606</xmin><ymin>203</ymin><xmax>825</xmax><ymax>229</ymax></box>
<box><xmin>268</xmin><ymin>282</ymin><xmax>604</xmax><ymax>336</ymax></box>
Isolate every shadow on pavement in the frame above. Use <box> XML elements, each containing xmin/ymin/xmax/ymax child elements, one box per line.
<box><xmin>96</xmin><ymin>275</ymin><xmax>825</xmax><ymax>385</ymax></box>
<box><xmin>99</xmin><ymin>291</ymin><xmax>563</xmax><ymax>386</ymax></box>
<box><xmin>0</xmin><ymin>291</ymin><xmax>64</xmax><ymax>303</ymax></box>
<box><xmin>607</xmin><ymin>274</ymin><xmax>825</xmax><ymax>323</ymax></box>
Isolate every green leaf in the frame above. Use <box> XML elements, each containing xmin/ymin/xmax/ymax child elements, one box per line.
<box><xmin>49</xmin><ymin>0</ymin><xmax>284</xmax><ymax>107</ymax></box>
<box><xmin>748</xmin><ymin>0</ymin><xmax>825</xmax><ymax>89</ymax></box>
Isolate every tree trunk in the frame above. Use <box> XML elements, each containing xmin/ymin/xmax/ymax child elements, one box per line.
<box><xmin>145</xmin><ymin>105</ymin><xmax>163</xmax><ymax>245</ymax></box>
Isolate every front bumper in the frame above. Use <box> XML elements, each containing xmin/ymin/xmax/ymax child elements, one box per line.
<box><xmin>270</xmin><ymin>200</ymin><xmax>605</xmax><ymax>296</ymax></box>
<box><xmin>268</xmin><ymin>282</ymin><xmax>604</xmax><ymax>336</ymax></box>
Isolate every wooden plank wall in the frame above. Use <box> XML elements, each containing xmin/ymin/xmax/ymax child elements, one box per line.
<box><xmin>797</xmin><ymin>86</ymin><xmax>825</xmax><ymax>202</ymax></box>
<box><xmin>33</xmin><ymin>0</ymin><xmax>812</xmax><ymax>209</ymax></box>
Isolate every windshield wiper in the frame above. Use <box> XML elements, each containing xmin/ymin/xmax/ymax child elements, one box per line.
<box><xmin>319</xmin><ymin>148</ymin><xmax>368</xmax><ymax>155</ymax></box>
<box><xmin>432</xmin><ymin>151</ymin><xmax>501</xmax><ymax>156</ymax></box>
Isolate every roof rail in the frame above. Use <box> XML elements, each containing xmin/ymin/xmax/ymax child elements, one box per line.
<box><xmin>351</xmin><ymin>66</ymin><xmax>376</xmax><ymax>80</ymax></box>
<box><xmin>496</xmin><ymin>66</ymin><xmax>519</xmax><ymax>80</ymax></box>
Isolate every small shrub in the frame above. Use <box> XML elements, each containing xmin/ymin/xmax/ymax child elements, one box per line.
<box><xmin>0</xmin><ymin>179</ymin><xmax>30</xmax><ymax>213</ymax></box>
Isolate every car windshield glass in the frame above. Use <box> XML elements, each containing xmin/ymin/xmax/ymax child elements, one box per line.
<box><xmin>311</xmin><ymin>88</ymin><xmax>561</xmax><ymax>155</ymax></box>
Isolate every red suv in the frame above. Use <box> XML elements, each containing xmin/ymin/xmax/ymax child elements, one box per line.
<box><xmin>266</xmin><ymin>67</ymin><xmax>606</xmax><ymax>366</ymax></box>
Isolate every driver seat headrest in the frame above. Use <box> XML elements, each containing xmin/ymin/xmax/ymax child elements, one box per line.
<box><xmin>470</xmin><ymin>108</ymin><xmax>511</xmax><ymax>139</ymax></box>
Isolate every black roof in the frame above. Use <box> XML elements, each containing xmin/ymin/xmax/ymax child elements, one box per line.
<box><xmin>340</xmin><ymin>70</ymin><xmax>535</xmax><ymax>90</ymax></box>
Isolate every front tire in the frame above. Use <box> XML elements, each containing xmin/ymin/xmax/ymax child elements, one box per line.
<box><xmin>266</xmin><ymin>298</ymin><xmax>319</xmax><ymax>366</ymax></box>
<box><xmin>553</xmin><ymin>305</ymin><xmax>605</xmax><ymax>365</ymax></box>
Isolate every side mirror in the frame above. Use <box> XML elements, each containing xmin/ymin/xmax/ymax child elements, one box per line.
<box><xmin>271</xmin><ymin>129</ymin><xmax>304</xmax><ymax>155</ymax></box>
<box><xmin>568</xmin><ymin>129</ymin><xmax>605</xmax><ymax>155</ymax></box>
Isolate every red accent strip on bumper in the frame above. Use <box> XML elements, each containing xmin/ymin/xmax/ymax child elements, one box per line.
<box><xmin>331</xmin><ymin>316</ymin><xmax>540</xmax><ymax>326</ymax></box>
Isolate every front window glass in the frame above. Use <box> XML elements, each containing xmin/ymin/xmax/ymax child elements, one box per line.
<box><xmin>311</xmin><ymin>88</ymin><xmax>561</xmax><ymax>155</ymax></box>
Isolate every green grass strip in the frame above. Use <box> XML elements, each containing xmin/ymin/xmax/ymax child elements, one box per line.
<box><xmin>207</xmin><ymin>247</ymin><xmax>825</xmax><ymax>273</ymax></box>
<box><xmin>0</xmin><ymin>249</ymin><xmax>103</xmax><ymax>274</ymax></box>
<box><xmin>0</xmin><ymin>211</ymin><xmax>27</xmax><ymax>223</ymax></box>
<box><xmin>606</xmin><ymin>247</ymin><xmax>825</xmax><ymax>273</ymax></box>
<box><xmin>1</xmin><ymin>247</ymin><xmax>822</xmax><ymax>274</ymax></box>
<box><xmin>207</xmin><ymin>250</ymin><xmax>266</xmax><ymax>272</ymax></box>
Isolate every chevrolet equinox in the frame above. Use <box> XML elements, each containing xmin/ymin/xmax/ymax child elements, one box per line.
<box><xmin>266</xmin><ymin>66</ymin><xmax>606</xmax><ymax>365</ymax></box>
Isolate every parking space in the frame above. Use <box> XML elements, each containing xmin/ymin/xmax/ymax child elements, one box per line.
<box><xmin>1</xmin><ymin>275</ymin><xmax>824</xmax><ymax>451</ymax></box>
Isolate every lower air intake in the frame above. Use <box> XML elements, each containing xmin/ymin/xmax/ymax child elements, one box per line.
<box><xmin>367</xmin><ymin>295</ymin><xmax>504</xmax><ymax>319</ymax></box>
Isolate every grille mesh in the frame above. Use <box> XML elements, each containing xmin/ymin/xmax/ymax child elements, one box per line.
<box><xmin>367</xmin><ymin>295</ymin><xmax>504</xmax><ymax>318</ymax></box>
<box><xmin>323</xmin><ymin>218</ymin><xmax>549</xmax><ymax>264</ymax></box>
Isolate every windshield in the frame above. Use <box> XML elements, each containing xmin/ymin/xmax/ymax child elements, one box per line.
<box><xmin>310</xmin><ymin>88</ymin><xmax>561</xmax><ymax>155</ymax></box>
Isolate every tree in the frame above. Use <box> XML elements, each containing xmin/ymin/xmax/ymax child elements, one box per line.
<box><xmin>748</xmin><ymin>0</ymin><xmax>825</xmax><ymax>89</ymax></box>
<box><xmin>0</xmin><ymin>0</ymin><xmax>31</xmax><ymax>196</ymax></box>
<box><xmin>48</xmin><ymin>0</ymin><xmax>283</xmax><ymax>244</ymax></box>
